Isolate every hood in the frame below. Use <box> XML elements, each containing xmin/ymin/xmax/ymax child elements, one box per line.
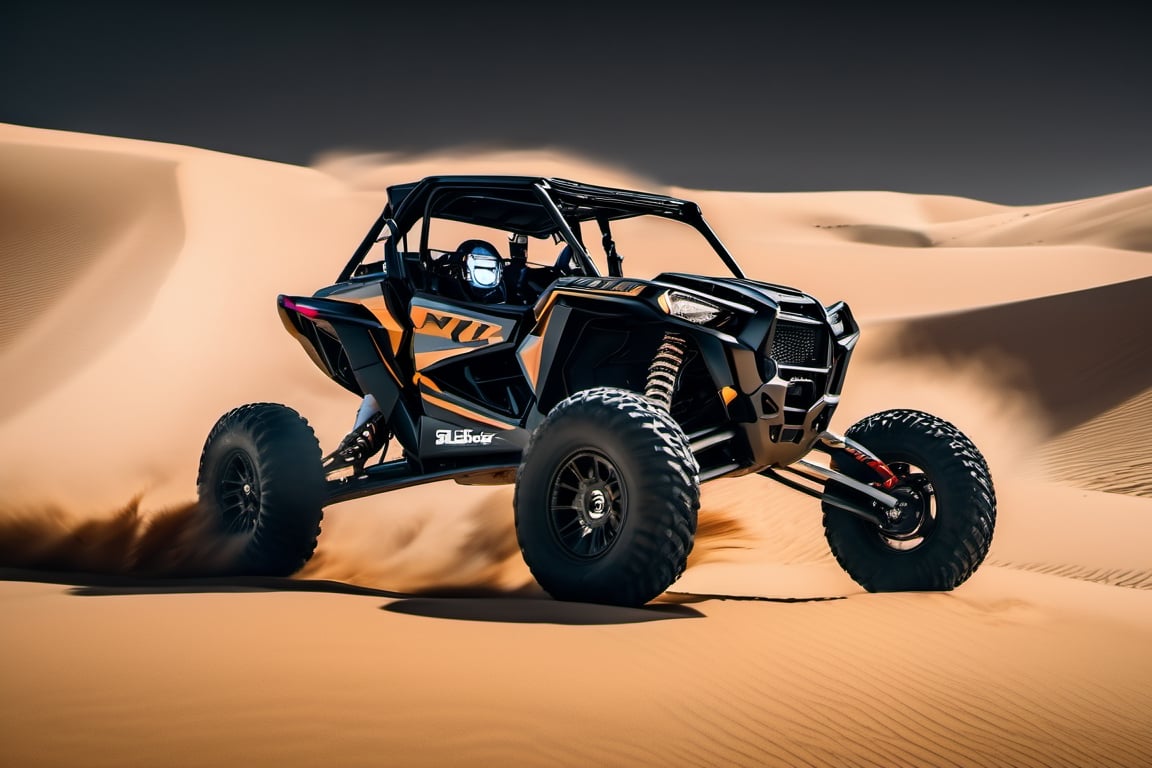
<box><xmin>653</xmin><ymin>272</ymin><xmax>826</xmax><ymax>321</ymax></box>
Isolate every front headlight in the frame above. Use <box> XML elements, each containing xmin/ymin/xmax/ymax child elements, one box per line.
<box><xmin>660</xmin><ymin>291</ymin><xmax>725</xmax><ymax>325</ymax></box>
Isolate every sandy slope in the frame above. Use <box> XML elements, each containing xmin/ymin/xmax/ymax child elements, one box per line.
<box><xmin>4</xmin><ymin>570</ymin><xmax>1151</xmax><ymax>768</ymax></box>
<box><xmin>1</xmin><ymin>124</ymin><xmax>1151</xmax><ymax>767</ymax></box>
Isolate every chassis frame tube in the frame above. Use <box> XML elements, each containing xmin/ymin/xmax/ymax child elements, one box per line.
<box><xmin>759</xmin><ymin>459</ymin><xmax>898</xmax><ymax>528</ymax></box>
<box><xmin>325</xmin><ymin>457</ymin><xmax>521</xmax><ymax>506</ymax></box>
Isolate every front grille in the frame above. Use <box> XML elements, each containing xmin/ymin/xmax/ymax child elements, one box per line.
<box><xmin>771</xmin><ymin>321</ymin><xmax>825</xmax><ymax>367</ymax></box>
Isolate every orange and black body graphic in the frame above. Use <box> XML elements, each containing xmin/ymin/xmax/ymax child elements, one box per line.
<box><xmin>279</xmin><ymin>262</ymin><xmax>859</xmax><ymax>482</ymax></box>
<box><xmin>280</xmin><ymin>282</ymin><xmax>539</xmax><ymax>459</ymax></box>
<box><xmin>409</xmin><ymin>300</ymin><xmax>516</xmax><ymax>370</ymax></box>
<box><xmin>278</xmin><ymin>274</ymin><xmax>672</xmax><ymax>461</ymax></box>
<box><xmin>274</xmin><ymin>175</ymin><xmax>863</xmax><ymax>505</ymax></box>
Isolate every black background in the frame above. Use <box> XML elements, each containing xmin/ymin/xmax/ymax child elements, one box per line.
<box><xmin>2</xmin><ymin>1</ymin><xmax>1149</xmax><ymax>202</ymax></box>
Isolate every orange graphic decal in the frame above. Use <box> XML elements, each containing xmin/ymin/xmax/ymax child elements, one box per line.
<box><xmin>411</xmin><ymin>307</ymin><xmax>504</xmax><ymax>344</ymax></box>
<box><xmin>517</xmin><ymin>335</ymin><xmax>545</xmax><ymax>392</ymax></box>
<box><xmin>422</xmin><ymin>391</ymin><xmax>515</xmax><ymax>430</ymax></box>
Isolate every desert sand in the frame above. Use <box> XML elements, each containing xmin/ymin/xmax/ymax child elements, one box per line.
<box><xmin>1</xmin><ymin>123</ymin><xmax>1150</xmax><ymax>767</ymax></box>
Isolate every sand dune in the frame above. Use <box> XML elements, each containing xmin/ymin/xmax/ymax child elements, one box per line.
<box><xmin>0</xmin><ymin>142</ymin><xmax>184</xmax><ymax>421</ymax></box>
<box><xmin>866</xmin><ymin>276</ymin><xmax>1152</xmax><ymax>434</ymax></box>
<box><xmin>1040</xmin><ymin>385</ymin><xmax>1152</xmax><ymax>498</ymax></box>
<box><xmin>930</xmin><ymin>185</ymin><xmax>1152</xmax><ymax>252</ymax></box>
<box><xmin>677</xmin><ymin>186</ymin><xmax>1152</xmax><ymax>320</ymax></box>
<box><xmin>2</xmin><ymin>123</ymin><xmax>1151</xmax><ymax>767</ymax></box>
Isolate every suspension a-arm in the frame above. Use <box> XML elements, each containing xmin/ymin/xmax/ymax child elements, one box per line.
<box><xmin>761</xmin><ymin>431</ymin><xmax>901</xmax><ymax>527</ymax></box>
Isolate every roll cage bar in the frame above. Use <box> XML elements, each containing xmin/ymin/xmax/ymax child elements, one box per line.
<box><xmin>338</xmin><ymin>176</ymin><xmax>746</xmax><ymax>283</ymax></box>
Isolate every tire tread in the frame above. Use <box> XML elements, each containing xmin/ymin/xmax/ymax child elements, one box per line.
<box><xmin>515</xmin><ymin>387</ymin><xmax>699</xmax><ymax>606</ymax></box>
<box><xmin>822</xmin><ymin>409</ymin><xmax>996</xmax><ymax>592</ymax></box>
<box><xmin>196</xmin><ymin>403</ymin><xmax>325</xmax><ymax>576</ymax></box>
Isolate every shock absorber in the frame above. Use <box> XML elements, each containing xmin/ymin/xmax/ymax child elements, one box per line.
<box><xmin>645</xmin><ymin>332</ymin><xmax>687</xmax><ymax>410</ymax></box>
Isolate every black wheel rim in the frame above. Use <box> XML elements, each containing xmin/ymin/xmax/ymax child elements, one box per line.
<box><xmin>548</xmin><ymin>449</ymin><xmax>627</xmax><ymax>559</ymax></box>
<box><xmin>218</xmin><ymin>449</ymin><xmax>261</xmax><ymax>535</ymax></box>
<box><xmin>876</xmin><ymin>461</ymin><xmax>936</xmax><ymax>551</ymax></box>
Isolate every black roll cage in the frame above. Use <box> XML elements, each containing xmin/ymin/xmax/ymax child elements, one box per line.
<box><xmin>338</xmin><ymin>176</ymin><xmax>746</xmax><ymax>284</ymax></box>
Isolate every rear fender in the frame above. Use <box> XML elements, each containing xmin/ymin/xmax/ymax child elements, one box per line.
<box><xmin>278</xmin><ymin>294</ymin><xmax>418</xmax><ymax>451</ymax></box>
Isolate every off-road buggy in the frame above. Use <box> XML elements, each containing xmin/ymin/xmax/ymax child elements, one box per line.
<box><xmin>198</xmin><ymin>176</ymin><xmax>995</xmax><ymax>606</ymax></box>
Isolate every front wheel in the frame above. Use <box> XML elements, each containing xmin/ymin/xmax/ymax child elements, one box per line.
<box><xmin>197</xmin><ymin>403</ymin><xmax>325</xmax><ymax>576</ymax></box>
<box><xmin>822</xmin><ymin>409</ymin><xmax>996</xmax><ymax>592</ymax></box>
<box><xmin>514</xmin><ymin>388</ymin><xmax>700</xmax><ymax>606</ymax></box>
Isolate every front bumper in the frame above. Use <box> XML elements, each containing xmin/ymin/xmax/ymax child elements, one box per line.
<box><xmin>731</xmin><ymin>302</ymin><xmax>860</xmax><ymax>469</ymax></box>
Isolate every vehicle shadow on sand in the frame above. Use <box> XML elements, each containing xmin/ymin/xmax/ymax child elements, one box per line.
<box><xmin>382</xmin><ymin>596</ymin><xmax>703</xmax><ymax>624</ymax></box>
<box><xmin>378</xmin><ymin>590</ymin><xmax>845</xmax><ymax>624</ymax></box>
<box><xmin>0</xmin><ymin>567</ymin><xmax>703</xmax><ymax>624</ymax></box>
<box><xmin>1</xmin><ymin>568</ymin><xmax>846</xmax><ymax>625</ymax></box>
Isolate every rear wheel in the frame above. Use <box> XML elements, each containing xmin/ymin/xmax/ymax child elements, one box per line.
<box><xmin>515</xmin><ymin>388</ymin><xmax>699</xmax><ymax>606</ymax></box>
<box><xmin>822</xmin><ymin>409</ymin><xmax>996</xmax><ymax>591</ymax></box>
<box><xmin>197</xmin><ymin>403</ymin><xmax>325</xmax><ymax>575</ymax></box>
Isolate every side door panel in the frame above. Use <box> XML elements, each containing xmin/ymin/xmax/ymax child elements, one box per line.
<box><xmin>408</xmin><ymin>294</ymin><xmax>532</xmax><ymax>455</ymax></box>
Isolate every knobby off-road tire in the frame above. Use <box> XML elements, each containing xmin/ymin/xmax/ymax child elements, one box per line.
<box><xmin>197</xmin><ymin>403</ymin><xmax>325</xmax><ymax>576</ymax></box>
<box><xmin>822</xmin><ymin>409</ymin><xmax>996</xmax><ymax>592</ymax></box>
<box><xmin>515</xmin><ymin>388</ymin><xmax>700</xmax><ymax>607</ymax></box>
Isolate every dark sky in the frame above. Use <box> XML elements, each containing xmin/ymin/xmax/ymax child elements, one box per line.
<box><xmin>2</xmin><ymin>1</ymin><xmax>1149</xmax><ymax>203</ymax></box>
